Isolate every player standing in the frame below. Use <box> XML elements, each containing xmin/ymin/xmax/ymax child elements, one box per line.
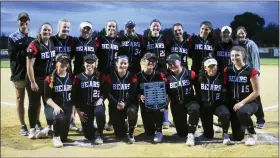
<box><xmin>168</xmin><ymin>23</ymin><xmax>189</xmax><ymax>69</ymax></box>
<box><xmin>214</xmin><ymin>25</ymin><xmax>234</xmax><ymax>75</ymax></box>
<box><xmin>118</xmin><ymin>20</ymin><xmax>143</xmax><ymax>74</ymax></box>
<box><xmin>142</xmin><ymin>19</ymin><xmax>170</xmax><ymax>129</ymax></box>
<box><xmin>50</xmin><ymin>18</ymin><xmax>80</xmax><ymax>131</ymax></box>
<box><xmin>95</xmin><ymin>20</ymin><xmax>121</xmax><ymax>131</ymax></box>
<box><xmin>26</xmin><ymin>22</ymin><xmax>56</xmax><ymax>139</ymax></box>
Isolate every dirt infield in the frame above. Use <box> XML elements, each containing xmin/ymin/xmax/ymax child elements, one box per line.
<box><xmin>1</xmin><ymin>65</ymin><xmax>279</xmax><ymax>157</ymax></box>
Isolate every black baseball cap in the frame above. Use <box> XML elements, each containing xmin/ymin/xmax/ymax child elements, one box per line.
<box><xmin>143</xmin><ymin>52</ymin><xmax>157</xmax><ymax>60</ymax></box>
<box><xmin>18</xmin><ymin>12</ymin><xmax>30</xmax><ymax>20</ymax></box>
<box><xmin>166</xmin><ymin>54</ymin><xmax>181</xmax><ymax>62</ymax></box>
<box><xmin>56</xmin><ymin>53</ymin><xmax>70</xmax><ymax>63</ymax></box>
<box><xmin>84</xmin><ymin>54</ymin><xmax>98</xmax><ymax>62</ymax></box>
<box><xmin>125</xmin><ymin>20</ymin><xmax>136</xmax><ymax>28</ymax></box>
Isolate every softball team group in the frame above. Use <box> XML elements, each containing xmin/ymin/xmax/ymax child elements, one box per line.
<box><xmin>8</xmin><ymin>12</ymin><xmax>266</xmax><ymax>148</ymax></box>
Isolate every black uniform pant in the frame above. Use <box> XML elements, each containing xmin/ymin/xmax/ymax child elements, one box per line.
<box><xmin>170</xmin><ymin>101</ymin><xmax>200</xmax><ymax>137</ymax></box>
<box><xmin>26</xmin><ymin>76</ymin><xmax>52</xmax><ymax>128</ymax></box>
<box><xmin>110</xmin><ymin>104</ymin><xmax>138</xmax><ymax>138</ymax></box>
<box><xmin>79</xmin><ymin>104</ymin><xmax>106</xmax><ymax>140</ymax></box>
<box><xmin>45</xmin><ymin>105</ymin><xmax>72</xmax><ymax>142</ymax></box>
<box><xmin>254</xmin><ymin>96</ymin><xmax>265</xmax><ymax>124</ymax></box>
<box><xmin>229</xmin><ymin>100</ymin><xmax>259</xmax><ymax>141</ymax></box>
<box><xmin>140</xmin><ymin>103</ymin><xmax>163</xmax><ymax>136</ymax></box>
<box><xmin>200</xmin><ymin>102</ymin><xmax>230</xmax><ymax>138</ymax></box>
<box><xmin>99</xmin><ymin>72</ymin><xmax>113</xmax><ymax>126</ymax></box>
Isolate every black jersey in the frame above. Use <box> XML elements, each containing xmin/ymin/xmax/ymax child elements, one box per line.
<box><xmin>44</xmin><ymin>73</ymin><xmax>73</xmax><ymax>107</ymax></box>
<box><xmin>224</xmin><ymin>65</ymin><xmax>259</xmax><ymax>101</ymax></box>
<box><xmin>166</xmin><ymin>68</ymin><xmax>196</xmax><ymax>103</ymax></box>
<box><xmin>214</xmin><ymin>40</ymin><xmax>233</xmax><ymax>73</ymax></box>
<box><xmin>168</xmin><ymin>38</ymin><xmax>189</xmax><ymax>69</ymax></box>
<box><xmin>72</xmin><ymin>72</ymin><xmax>104</xmax><ymax>109</ymax></box>
<box><xmin>27</xmin><ymin>39</ymin><xmax>56</xmax><ymax>79</ymax></box>
<box><xmin>72</xmin><ymin>37</ymin><xmax>97</xmax><ymax>75</ymax></box>
<box><xmin>8</xmin><ymin>30</ymin><xmax>34</xmax><ymax>81</ymax></box>
<box><xmin>199</xmin><ymin>72</ymin><xmax>224</xmax><ymax>104</ymax></box>
<box><xmin>142</xmin><ymin>34</ymin><xmax>169</xmax><ymax>73</ymax></box>
<box><xmin>102</xmin><ymin>71</ymin><xmax>138</xmax><ymax>106</ymax></box>
<box><xmin>95</xmin><ymin>36</ymin><xmax>121</xmax><ymax>74</ymax></box>
<box><xmin>119</xmin><ymin>34</ymin><xmax>143</xmax><ymax>74</ymax></box>
<box><xmin>188</xmin><ymin>35</ymin><xmax>215</xmax><ymax>73</ymax></box>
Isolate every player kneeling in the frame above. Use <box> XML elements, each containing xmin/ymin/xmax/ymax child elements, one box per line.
<box><xmin>166</xmin><ymin>54</ymin><xmax>200</xmax><ymax>146</ymax></box>
<box><xmin>72</xmin><ymin>54</ymin><xmax>106</xmax><ymax>145</ymax></box>
<box><xmin>136</xmin><ymin>53</ymin><xmax>168</xmax><ymax>143</ymax></box>
<box><xmin>102</xmin><ymin>55</ymin><xmax>138</xmax><ymax>144</ymax></box>
<box><xmin>198</xmin><ymin>56</ymin><xmax>231</xmax><ymax>145</ymax></box>
<box><xmin>224</xmin><ymin>46</ymin><xmax>260</xmax><ymax>146</ymax></box>
<box><xmin>43</xmin><ymin>54</ymin><xmax>74</xmax><ymax>148</ymax></box>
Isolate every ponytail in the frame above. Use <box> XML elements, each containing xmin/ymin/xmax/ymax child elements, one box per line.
<box><xmin>49</xmin><ymin>69</ymin><xmax>57</xmax><ymax>89</ymax></box>
<box><xmin>140</xmin><ymin>58</ymin><xmax>147</xmax><ymax>71</ymax></box>
<box><xmin>36</xmin><ymin>34</ymin><xmax>42</xmax><ymax>43</ymax></box>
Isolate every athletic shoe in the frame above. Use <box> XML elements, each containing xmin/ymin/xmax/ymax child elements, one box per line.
<box><xmin>105</xmin><ymin>123</ymin><xmax>114</xmax><ymax>131</ymax></box>
<box><xmin>35</xmin><ymin>125</ymin><xmax>52</xmax><ymax>139</ymax></box>
<box><xmin>35</xmin><ymin>121</ymin><xmax>43</xmax><ymax>131</ymax></box>
<box><xmin>53</xmin><ymin>136</ymin><xmax>63</xmax><ymax>148</ymax></box>
<box><xmin>70</xmin><ymin>122</ymin><xmax>79</xmax><ymax>131</ymax></box>
<box><xmin>213</xmin><ymin>125</ymin><xmax>223</xmax><ymax>133</ymax></box>
<box><xmin>28</xmin><ymin>128</ymin><xmax>39</xmax><ymax>139</ymax></box>
<box><xmin>163</xmin><ymin>122</ymin><xmax>170</xmax><ymax>129</ymax></box>
<box><xmin>94</xmin><ymin>135</ymin><xmax>103</xmax><ymax>145</ymax></box>
<box><xmin>245</xmin><ymin>134</ymin><xmax>257</xmax><ymax>146</ymax></box>
<box><xmin>128</xmin><ymin>134</ymin><xmax>135</xmax><ymax>144</ymax></box>
<box><xmin>256</xmin><ymin>123</ymin><xmax>265</xmax><ymax>129</ymax></box>
<box><xmin>20</xmin><ymin>125</ymin><xmax>29</xmax><ymax>136</ymax></box>
<box><xmin>153</xmin><ymin>132</ymin><xmax>163</xmax><ymax>143</ymax></box>
<box><xmin>222</xmin><ymin>133</ymin><xmax>232</xmax><ymax>145</ymax></box>
<box><xmin>186</xmin><ymin>133</ymin><xmax>195</xmax><ymax>146</ymax></box>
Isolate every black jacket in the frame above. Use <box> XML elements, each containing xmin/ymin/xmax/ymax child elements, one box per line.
<box><xmin>8</xmin><ymin>30</ymin><xmax>34</xmax><ymax>81</ymax></box>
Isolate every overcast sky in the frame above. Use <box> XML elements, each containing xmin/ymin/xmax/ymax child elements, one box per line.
<box><xmin>1</xmin><ymin>1</ymin><xmax>279</xmax><ymax>37</ymax></box>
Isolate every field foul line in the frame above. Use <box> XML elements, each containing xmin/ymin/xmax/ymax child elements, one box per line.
<box><xmin>1</xmin><ymin>101</ymin><xmax>279</xmax><ymax>145</ymax></box>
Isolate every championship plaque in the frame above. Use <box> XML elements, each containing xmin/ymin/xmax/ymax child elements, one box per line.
<box><xmin>143</xmin><ymin>81</ymin><xmax>167</xmax><ymax>109</ymax></box>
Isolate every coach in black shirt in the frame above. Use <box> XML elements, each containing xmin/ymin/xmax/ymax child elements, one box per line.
<box><xmin>8</xmin><ymin>12</ymin><xmax>35</xmax><ymax>136</ymax></box>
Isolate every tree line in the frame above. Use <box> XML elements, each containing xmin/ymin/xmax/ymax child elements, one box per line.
<box><xmin>0</xmin><ymin>12</ymin><xmax>279</xmax><ymax>49</ymax></box>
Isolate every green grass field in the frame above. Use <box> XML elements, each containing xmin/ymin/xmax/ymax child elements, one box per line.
<box><xmin>1</xmin><ymin>58</ymin><xmax>278</xmax><ymax>68</ymax></box>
